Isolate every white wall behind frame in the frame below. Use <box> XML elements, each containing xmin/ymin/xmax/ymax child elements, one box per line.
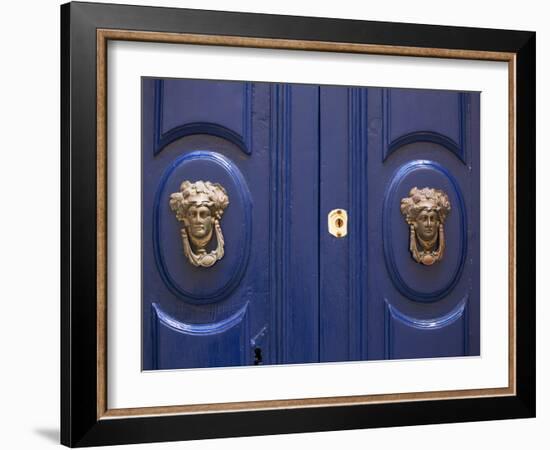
<box><xmin>0</xmin><ymin>1</ymin><xmax>546</xmax><ymax>450</ymax></box>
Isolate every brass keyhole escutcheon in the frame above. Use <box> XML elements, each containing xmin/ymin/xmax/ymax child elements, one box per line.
<box><xmin>328</xmin><ymin>209</ymin><xmax>348</xmax><ymax>238</ymax></box>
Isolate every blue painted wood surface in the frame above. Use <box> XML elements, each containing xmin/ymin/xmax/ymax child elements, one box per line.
<box><xmin>142</xmin><ymin>78</ymin><xmax>480</xmax><ymax>369</ymax></box>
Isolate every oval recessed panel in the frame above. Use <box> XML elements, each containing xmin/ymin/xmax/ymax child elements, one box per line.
<box><xmin>153</xmin><ymin>151</ymin><xmax>252</xmax><ymax>303</ymax></box>
<box><xmin>383</xmin><ymin>160</ymin><xmax>467</xmax><ymax>302</ymax></box>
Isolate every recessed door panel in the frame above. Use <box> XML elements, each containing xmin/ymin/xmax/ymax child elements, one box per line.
<box><xmin>384</xmin><ymin>297</ymin><xmax>469</xmax><ymax>359</ymax></box>
<box><xmin>153</xmin><ymin>151</ymin><xmax>252</xmax><ymax>303</ymax></box>
<box><xmin>383</xmin><ymin>160</ymin><xmax>467</xmax><ymax>301</ymax></box>
<box><xmin>384</xmin><ymin>89</ymin><xmax>467</xmax><ymax>162</ymax></box>
<box><xmin>151</xmin><ymin>302</ymin><xmax>250</xmax><ymax>369</ymax></box>
<box><xmin>157</xmin><ymin>79</ymin><xmax>253</xmax><ymax>154</ymax></box>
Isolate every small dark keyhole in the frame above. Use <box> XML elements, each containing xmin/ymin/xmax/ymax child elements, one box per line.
<box><xmin>335</xmin><ymin>218</ymin><xmax>343</xmax><ymax>228</ymax></box>
<box><xmin>254</xmin><ymin>347</ymin><xmax>263</xmax><ymax>365</ymax></box>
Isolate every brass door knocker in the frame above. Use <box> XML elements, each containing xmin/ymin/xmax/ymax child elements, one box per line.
<box><xmin>169</xmin><ymin>180</ymin><xmax>229</xmax><ymax>268</ymax></box>
<box><xmin>400</xmin><ymin>187</ymin><xmax>451</xmax><ymax>266</ymax></box>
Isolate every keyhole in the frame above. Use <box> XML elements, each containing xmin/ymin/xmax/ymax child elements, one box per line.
<box><xmin>328</xmin><ymin>209</ymin><xmax>347</xmax><ymax>238</ymax></box>
<box><xmin>253</xmin><ymin>347</ymin><xmax>263</xmax><ymax>365</ymax></box>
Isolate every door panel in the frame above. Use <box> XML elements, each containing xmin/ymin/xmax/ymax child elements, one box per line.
<box><xmin>142</xmin><ymin>78</ymin><xmax>269</xmax><ymax>369</ymax></box>
<box><xmin>383</xmin><ymin>89</ymin><xmax>467</xmax><ymax>162</ymax></box>
<box><xmin>384</xmin><ymin>296</ymin><xmax>469</xmax><ymax>359</ymax></box>
<box><xmin>367</xmin><ymin>88</ymin><xmax>480</xmax><ymax>359</ymax></box>
<box><xmin>151</xmin><ymin>302</ymin><xmax>250</xmax><ymax>369</ymax></box>
<box><xmin>142</xmin><ymin>79</ymin><xmax>320</xmax><ymax>369</ymax></box>
<box><xmin>270</xmin><ymin>84</ymin><xmax>320</xmax><ymax>364</ymax></box>
<box><xmin>154</xmin><ymin>79</ymin><xmax>253</xmax><ymax>155</ymax></box>
<box><xmin>153</xmin><ymin>150</ymin><xmax>252</xmax><ymax>303</ymax></box>
<box><xmin>319</xmin><ymin>87</ymin><xmax>367</xmax><ymax>362</ymax></box>
<box><xmin>382</xmin><ymin>159</ymin><xmax>467</xmax><ymax>301</ymax></box>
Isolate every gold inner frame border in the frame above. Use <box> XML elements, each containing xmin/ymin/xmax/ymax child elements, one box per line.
<box><xmin>96</xmin><ymin>28</ymin><xmax>517</xmax><ymax>420</ymax></box>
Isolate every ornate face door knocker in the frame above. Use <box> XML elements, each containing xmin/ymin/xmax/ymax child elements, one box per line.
<box><xmin>400</xmin><ymin>187</ymin><xmax>451</xmax><ymax>266</ymax></box>
<box><xmin>169</xmin><ymin>180</ymin><xmax>229</xmax><ymax>268</ymax></box>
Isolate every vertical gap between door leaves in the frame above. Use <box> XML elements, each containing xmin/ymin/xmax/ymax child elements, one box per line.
<box><xmin>317</xmin><ymin>85</ymin><xmax>322</xmax><ymax>363</ymax></box>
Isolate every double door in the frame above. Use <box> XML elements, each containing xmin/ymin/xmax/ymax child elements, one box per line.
<box><xmin>142</xmin><ymin>78</ymin><xmax>479</xmax><ymax>369</ymax></box>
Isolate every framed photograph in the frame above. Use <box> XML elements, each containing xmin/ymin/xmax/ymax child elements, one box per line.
<box><xmin>61</xmin><ymin>1</ymin><xmax>535</xmax><ymax>447</ymax></box>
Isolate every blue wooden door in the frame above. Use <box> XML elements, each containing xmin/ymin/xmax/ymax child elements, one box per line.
<box><xmin>319</xmin><ymin>86</ymin><xmax>479</xmax><ymax>361</ymax></box>
<box><xmin>142</xmin><ymin>79</ymin><xmax>320</xmax><ymax>369</ymax></box>
<box><xmin>142</xmin><ymin>78</ymin><xmax>479</xmax><ymax>370</ymax></box>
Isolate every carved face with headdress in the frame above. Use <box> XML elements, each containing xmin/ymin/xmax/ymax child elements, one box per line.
<box><xmin>400</xmin><ymin>187</ymin><xmax>451</xmax><ymax>265</ymax></box>
<box><xmin>170</xmin><ymin>181</ymin><xmax>229</xmax><ymax>267</ymax></box>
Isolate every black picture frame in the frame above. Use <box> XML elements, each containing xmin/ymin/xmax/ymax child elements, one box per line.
<box><xmin>61</xmin><ymin>1</ymin><xmax>535</xmax><ymax>447</ymax></box>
